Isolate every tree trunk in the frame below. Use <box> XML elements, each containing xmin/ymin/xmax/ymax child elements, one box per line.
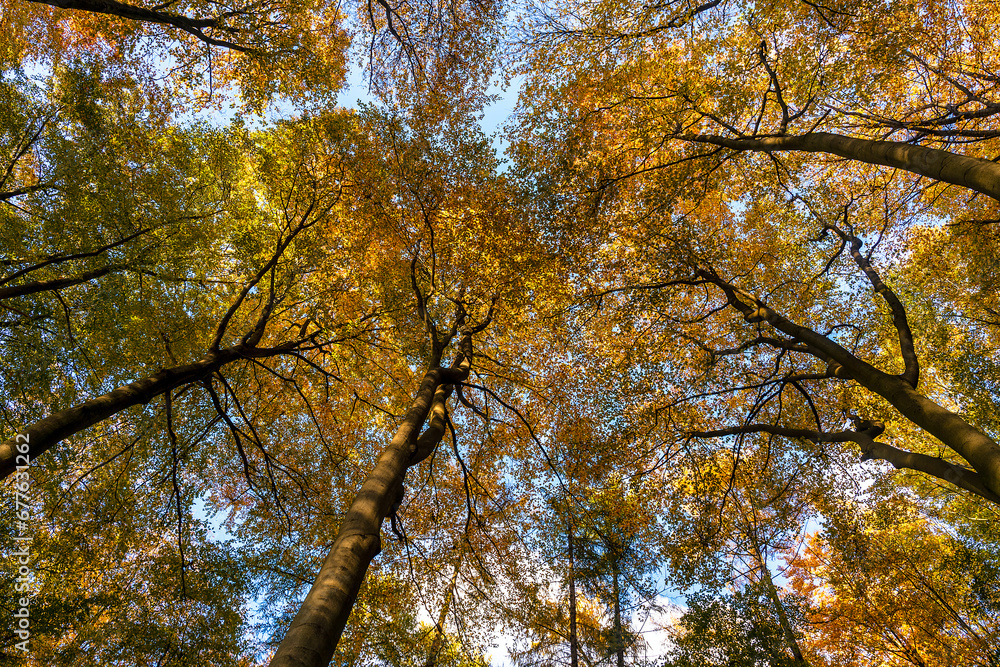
<box><xmin>749</xmin><ymin>534</ymin><xmax>807</xmax><ymax>663</ymax></box>
<box><xmin>569</xmin><ymin>524</ymin><xmax>579</xmax><ymax>667</ymax></box>
<box><xmin>680</xmin><ymin>131</ymin><xmax>1000</xmax><ymax>201</ymax></box>
<box><xmin>423</xmin><ymin>555</ymin><xmax>462</xmax><ymax>667</ymax></box>
<box><xmin>611</xmin><ymin>562</ymin><xmax>624</xmax><ymax>667</ymax></box>
<box><xmin>268</xmin><ymin>355</ymin><xmax>468</xmax><ymax>667</ymax></box>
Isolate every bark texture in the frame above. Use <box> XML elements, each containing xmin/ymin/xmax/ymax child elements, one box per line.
<box><xmin>0</xmin><ymin>346</ymin><xmax>248</xmax><ymax>479</ymax></box>
<box><xmin>681</xmin><ymin>132</ymin><xmax>1000</xmax><ymax>201</ymax></box>
<box><xmin>696</xmin><ymin>267</ymin><xmax>1000</xmax><ymax>499</ymax></box>
<box><xmin>268</xmin><ymin>357</ymin><xmax>469</xmax><ymax>667</ymax></box>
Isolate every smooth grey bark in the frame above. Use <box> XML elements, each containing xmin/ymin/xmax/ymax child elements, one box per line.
<box><xmin>769</xmin><ymin>309</ymin><xmax>1000</xmax><ymax>498</ymax></box>
<box><xmin>826</xmin><ymin>223</ymin><xmax>919</xmax><ymax>388</ymax></box>
<box><xmin>680</xmin><ymin>131</ymin><xmax>1000</xmax><ymax>201</ymax></box>
<box><xmin>268</xmin><ymin>352</ymin><xmax>469</xmax><ymax>667</ymax></box>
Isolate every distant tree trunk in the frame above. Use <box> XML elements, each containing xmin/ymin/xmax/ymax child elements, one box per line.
<box><xmin>743</xmin><ymin>497</ymin><xmax>808</xmax><ymax>665</ymax></box>
<box><xmin>611</xmin><ymin>561</ymin><xmax>624</xmax><ymax>667</ymax></box>
<box><xmin>268</xmin><ymin>345</ymin><xmax>469</xmax><ymax>667</ymax></box>
<box><xmin>756</xmin><ymin>554</ymin><xmax>807</xmax><ymax>663</ymax></box>
<box><xmin>568</xmin><ymin>524</ymin><xmax>579</xmax><ymax>667</ymax></box>
<box><xmin>423</xmin><ymin>551</ymin><xmax>463</xmax><ymax>667</ymax></box>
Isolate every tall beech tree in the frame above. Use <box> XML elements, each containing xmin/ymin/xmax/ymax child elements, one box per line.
<box><xmin>263</xmin><ymin>98</ymin><xmax>540</xmax><ymax>665</ymax></box>
<box><xmin>5</xmin><ymin>0</ymin><xmax>1000</xmax><ymax>664</ymax></box>
<box><xmin>269</xmin><ymin>302</ymin><xmax>483</xmax><ymax>667</ymax></box>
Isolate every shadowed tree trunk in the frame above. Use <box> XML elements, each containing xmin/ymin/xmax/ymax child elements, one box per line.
<box><xmin>569</xmin><ymin>523</ymin><xmax>580</xmax><ymax>667</ymax></box>
<box><xmin>268</xmin><ymin>337</ymin><xmax>471</xmax><ymax>667</ymax></box>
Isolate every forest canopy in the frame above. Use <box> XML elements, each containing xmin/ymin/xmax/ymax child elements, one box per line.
<box><xmin>1</xmin><ymin>0</ymin><xmax>999</xmax><ymax>665</ymax></box>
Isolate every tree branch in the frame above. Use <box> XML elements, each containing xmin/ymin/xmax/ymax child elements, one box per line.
<box><xmin>690</xmin><ymin>423</ymin><xmax>1000</xmax><ymax>505</ymax></box>
<box><xmin>26</xmin><ymin>0</ymin><xmax>256</xmax><ymax>52</ymax></box>
<box><xmin>822</xmin><ymin>218</ymin><xmax>919</xmax><ymax>386</ymax></box>
<box><xmin>676</xmin><ymin>131</ymin><xmax>1000</xmax><ymax>201</ymax></box>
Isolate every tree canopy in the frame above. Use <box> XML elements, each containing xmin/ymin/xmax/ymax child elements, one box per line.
<box><xmin>2</xmin><ymin>0</ymin><xmax>999</xmax><ymax>665</ymax></box>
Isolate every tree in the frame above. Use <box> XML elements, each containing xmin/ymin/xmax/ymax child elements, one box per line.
<box><xmin>2</xmin><ymin>0</ymin><xmax>504</xmax><ymax>110</ymax></box>
<box><xmin>788</xmin><ymin>494</ymin><xmax>1000</xmax><ymax>666</ymax></box>
<box><xmin>570</xmin><ymin>481</ymin><xmax>657</xmax><ymax>667</ymax></box>
<box><xmin>4</xmin><ymin>0</ymin><xmax>1000</xmax><ymax>665</ymax></box>
<box><xmin>663</xmin><ymin>586</ymin><xmax>804</xmax><ymax>667</ymax></box>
